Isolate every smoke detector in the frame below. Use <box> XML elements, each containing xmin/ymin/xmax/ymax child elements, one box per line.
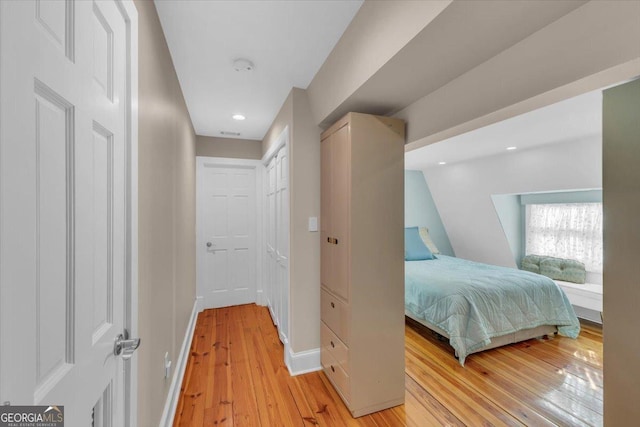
<box><xmin>233</xmin><ymin>58</ymin><xmax>254</xmax><ymax>72</ymax></box>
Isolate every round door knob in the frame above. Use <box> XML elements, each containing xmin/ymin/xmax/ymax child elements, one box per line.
<box><xmin>206</xmin><ymin>242</ymin><xmax>212</xmax><ymax>247</ymax></box>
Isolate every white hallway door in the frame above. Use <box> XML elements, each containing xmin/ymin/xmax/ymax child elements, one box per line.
<box><xmin>264</xmin><ymin>141</ymin><xmax>289</xmax><ymax>344</ymax></box>
<box><xmin>265</xmin><ymin>157</ymin><xmax>277</xmax><ymax>318</ymax></box>
<box><xmin>197</xmin><ymin>159</ymin><xmax>258</xmax><ymax>309</ymax></box>
<box><xmin>0</xmin><ymin>1</ymin><xmax>138</xmax><ymax>426</ymax></box>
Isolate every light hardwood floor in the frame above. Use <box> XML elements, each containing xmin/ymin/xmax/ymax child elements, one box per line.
<box><xmin>173</xmin><ymin>304</ymin><xmax>602</xmax><ymax>426</ymax></box>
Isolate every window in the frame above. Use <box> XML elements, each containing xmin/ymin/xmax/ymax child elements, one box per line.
<box><xmin>525</xmin><ymin>203</ymin><xmax>603</xmax><ymax>272</ymax></box>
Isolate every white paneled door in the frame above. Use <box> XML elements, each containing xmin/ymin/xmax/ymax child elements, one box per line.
<box><xmin>263</xmin><ymin>135</ymin><xmax>289</xmax><ymax>345</ymax></box>
<box><xmin>265</xmin><ymin>157</ymin><xmax>278</xmax><ymax>322</ymax></box>
<box><xmin>197</xmin><ymin>160</ymin><xmax>258</xmax><ymax>308</ymax></box>
<box><xmin>0</xmin><ymin>1</ymin><xmax>138</xmax><ymax>425</ymax></box>
<box><xmin>275</xmin><ymin>145</ymin><xmax>289</xmax><ymax>342</ymax></box>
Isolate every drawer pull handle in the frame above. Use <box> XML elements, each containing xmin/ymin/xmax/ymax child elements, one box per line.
<box><xmin>330</xmin><ymin>302</ymin><xmax>335</xmax><ymax>308</ymax></box>
<box><xmin>331</xmin><ymin>365</ymin><xmax>335</xmax><ymax>373</ymax></box>
<box><xmin>327</xmin><ymin>237</ymin><xmax>331</xmax><ymax>243</ymax></box>
<box><xmin>330</xmin><ymin>341</ymin><xmax>335</xmax><ymax>348</ymax></box>
<box><xmin>334</xmin><ymin>238</ymin><xmax>338</xmax><ymax>245</ymax></box>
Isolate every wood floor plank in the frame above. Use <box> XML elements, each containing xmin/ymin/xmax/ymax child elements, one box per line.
<box><xmin>189</xmin><ymin>313</ymin><xmax>212</xmax><ymax>427</ymax></box>
<box><xmin>174</xmin><ymin>318</ymin><xmax>201</xmax><ymax>427</ymax></box>
<box><xmin>250</xmin><ymin>307</ymin><xmax>303</xmax><ymax>426</ymax></box>
<box><xmin>174</xmin><ymin>305</ymin><xmax>603</xmax><ymax>427</ymax></box>
<box><xmin>204</xmin><ymin>310</ymin><xmax>218</xmax><ymax>415</ymax></box>
<box><xmin>494</xmin><ymin>344</ymin><xmax>603</xmax><ymax>406</ymax></box>
<box><xmin>298</xmin><ymin>373</ymin><xmax>354</xmax><ymax>427</ymax></box>
<box><xmin>512</xmin><ymin>339</ymin><xmax>604</xmax><ymax>388</ymax></box>
<box><xmin>314</xmin><ymin>372</ymin><xmax>378</xmax><ymax>427</ymax></box>
<box><xmin>241</xmin><ymin>322</ymin><xmax>280</xmax><ymax>426</ymax></box>
<box><xmin>287</xmin><ymin>375</ymin><xmax>323</xmax><ymax>425</ymax></box>
<box><xmin>403</xmin><ymin>375</ymin><xmax>464</xmax><ymax>427</ymax></box>
<box><xmin>471</xmin><ymin>349</ymin><xmax>600</xmax><ymax>426</ymax></box>
<box><xmin>203</xmin><ymin>308</ymin><xmax>234</xmax><ymax>426</ymax></box>
<box><xmin>405</xmin><ymin>322</ymin><xmax>600</xmax><ymax>427</ymax></box>
<box><xmin>228</xmin><ymin>308</ymin><xmax>261</xmax><ymax>426</ymax></box>
<box><xmin>404</xmin><ymin>346</ymin><xmax>524</xmax><ymax>426</ymax></box>
<box><xmin>404</xmin><ymin>328</ymin><xmax>555</xmax><ymax>427</ymax></box>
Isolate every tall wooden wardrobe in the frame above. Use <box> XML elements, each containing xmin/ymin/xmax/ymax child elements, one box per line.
<box><xmin>320</xmin><ymin>112</ymin><xmax>405</xmax><ymax>417</ymax></box>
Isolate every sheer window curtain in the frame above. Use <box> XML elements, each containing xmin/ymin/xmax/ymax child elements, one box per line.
<box><xmin>526</xmin><ymin>203</ymin><xmax>603</xmax><ymax>273</ymax></box>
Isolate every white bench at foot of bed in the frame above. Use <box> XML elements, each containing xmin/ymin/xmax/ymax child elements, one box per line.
<box><xmin>555</xmin><ymin>280</ymin><xmax>603</xmax><ymax>323</ymax></box>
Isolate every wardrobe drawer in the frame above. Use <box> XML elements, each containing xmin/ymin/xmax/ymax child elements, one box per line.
<box><xmin>321</xmin><ymin>346</ymin><xmax>350</xmax><ymax>403</ymax></box>
<box><xmin>321</xmin><ymin>321</ymin><xmax>349</xmax><ymax>375</ymax></box>
<box><xmin>321</xmin><ymin>288</ymin><xmax>349</xmax><ymax>344</ymax></box>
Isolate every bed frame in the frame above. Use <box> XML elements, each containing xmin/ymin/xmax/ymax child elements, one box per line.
<box><xmin>405</xmin><ymin>310</ymin><xmax>558</xmax><ymax>358</ymax></box>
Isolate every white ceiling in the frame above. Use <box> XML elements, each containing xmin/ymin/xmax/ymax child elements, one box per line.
<box><xmin>405</xmin><ymin>90</ymin><xmax>602</xmax><ymax>170</ymax></box>
<box><xmin>155</xmin><ymin>0</ymin><xmax>363</xmax><ymax>140</ymax></box>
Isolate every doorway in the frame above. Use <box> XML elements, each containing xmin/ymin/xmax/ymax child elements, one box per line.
<box><xmin>196</xmin><ymin>157</ymin><xmax>262</xmax><ymax>309</ymax></box>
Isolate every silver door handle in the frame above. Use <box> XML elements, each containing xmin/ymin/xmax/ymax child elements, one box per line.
<box><xmin>114</xmin><ymin>332</ymin><xmax>141</xmax><ymax>360</ymax></box>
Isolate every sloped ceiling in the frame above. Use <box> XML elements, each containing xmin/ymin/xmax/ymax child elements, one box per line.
<box><xmin>405</xmin><ymin>90</ymin><xmax>601</xmax><ymax>169</ymax></box>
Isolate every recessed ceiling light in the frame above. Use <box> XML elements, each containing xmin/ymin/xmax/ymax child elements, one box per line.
<box><xmin>232</xmin><ymin>114</ymin><xmax>245</xmax><ymax>121</ymax></box>
<box><xmin>506</xmin><ymin>146</ymin><xmax>517</xmax><ymax>150</ymax></box>
<box><xmin>438</xmin><ymin>161</ymin><xmax>447</xmax><ymax>165</ymax></box>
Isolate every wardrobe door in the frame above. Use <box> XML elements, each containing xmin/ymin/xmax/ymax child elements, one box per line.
<box><xmin>321</xmin><ymin>134</ymin><xmax>334</xmax><ymax>295</ymax></box>
<box><xmin>331</xmin><ymin>125</ymin><xmax>351</xmax><ymax>301</ymax></box>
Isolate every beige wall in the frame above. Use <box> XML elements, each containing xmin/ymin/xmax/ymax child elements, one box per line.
<box><xmin>134</xmin><ymin>1</ymin><xmax>196</xmax><ymax>426</ymax></box>
<box><xmin>196</xmin><ymin>135</ymin><xmax>262</xmax><ymax>160</ymax></box>
<box><xmin>306</xmin><ymin>0</ymin><xmax>450</xmax><ymax>127</ymax></box>
<box><xmin>262</xmin><ymin>91</ymin><xmax>293</xmax><ymax>155</ymax></box>
<box><xmin>289</xmin><ymin>89</ymin><xmax>321</xmax><ymax>352</ymax></box>
<box><xmin>603</xmin><ymin>78</ymin><xmax>640</xmax><ymax>423</ymax></box>
<box><xmin>262</xmin><ymin>88</ymin><xmax>321</xmax><ymax>353</ymax></box>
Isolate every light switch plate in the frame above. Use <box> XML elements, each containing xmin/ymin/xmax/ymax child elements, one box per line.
<box><xmin>164</xmin><ymin>352</ymin><xmax>172</xmax><ymax>379</ymax></box>
<box><xmin>308</xmin><ymin>216</ymin><xmax>318</xmax><ymax>232</ymax></box>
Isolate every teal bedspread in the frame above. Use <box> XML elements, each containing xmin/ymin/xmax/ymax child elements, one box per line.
<box><xmin>405</xmin><ymin>255</ymin><xmax>580</xmax><ymax>365</ymax></box>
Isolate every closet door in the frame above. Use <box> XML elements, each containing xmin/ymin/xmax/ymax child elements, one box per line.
<box><xmin>265</xmin><ymin>158</ymin><xmax>277</xmax><ymax>322</ymax></box>
<box><xmin>321</xmin><ymin>134</ymin><xmax>334</xmax><ymax>297</ymax></box>
<box><xmin>275</xmin><ymin>145</ymin><xmax>289</xmax><ymax>342</ymax></box>
<box><xmin>331</xmin><ymin>125</ymin><xmax>351</xmax><ymax>301</ymax></box>
<box><xmin>321</xmin><ymin>126</ymin><xmax>350</xmax><ymax>302</ymax></box>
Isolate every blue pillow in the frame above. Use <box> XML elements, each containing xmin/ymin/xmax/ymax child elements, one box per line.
<box><xmin>405</xmin><ymin>227</ymin><xmax>435</xmax><ymax>261</ymax></box>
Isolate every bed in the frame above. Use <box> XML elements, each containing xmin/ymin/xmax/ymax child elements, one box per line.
<box><xmin>405</xmin><ymin>254</ymin><xmax>581</xmax><ymax>365</ymax></box>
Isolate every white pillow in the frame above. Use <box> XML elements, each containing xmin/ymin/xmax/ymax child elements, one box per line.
<box><xmin>418</xmin><ymin>227</ymin><xmax>440</xmax><ymax>254</ymax></box>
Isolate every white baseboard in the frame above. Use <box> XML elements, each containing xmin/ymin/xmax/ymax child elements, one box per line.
<box><xmin>268</xmin><ymin>304</ymin><xmax>278</xmax><ymax>326</ymax></box>
<box><xmin>256</xmin><ymin>289</ymin><xmax>266</xmax><ymax>306</ymax></box>
<box><xmin>159</xmin><ymin>298</ymin><xmax>200</xmax><ymax>427</ymax></box>
<box><xmin>264</xmin><ymin>302</ymin><xmax>321</xmax><ymax>376</ymax></box>
<box><xmin>285</xmin><ymin>344</ymin><xmax>321</xmax><ymax>376</ymax></box>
